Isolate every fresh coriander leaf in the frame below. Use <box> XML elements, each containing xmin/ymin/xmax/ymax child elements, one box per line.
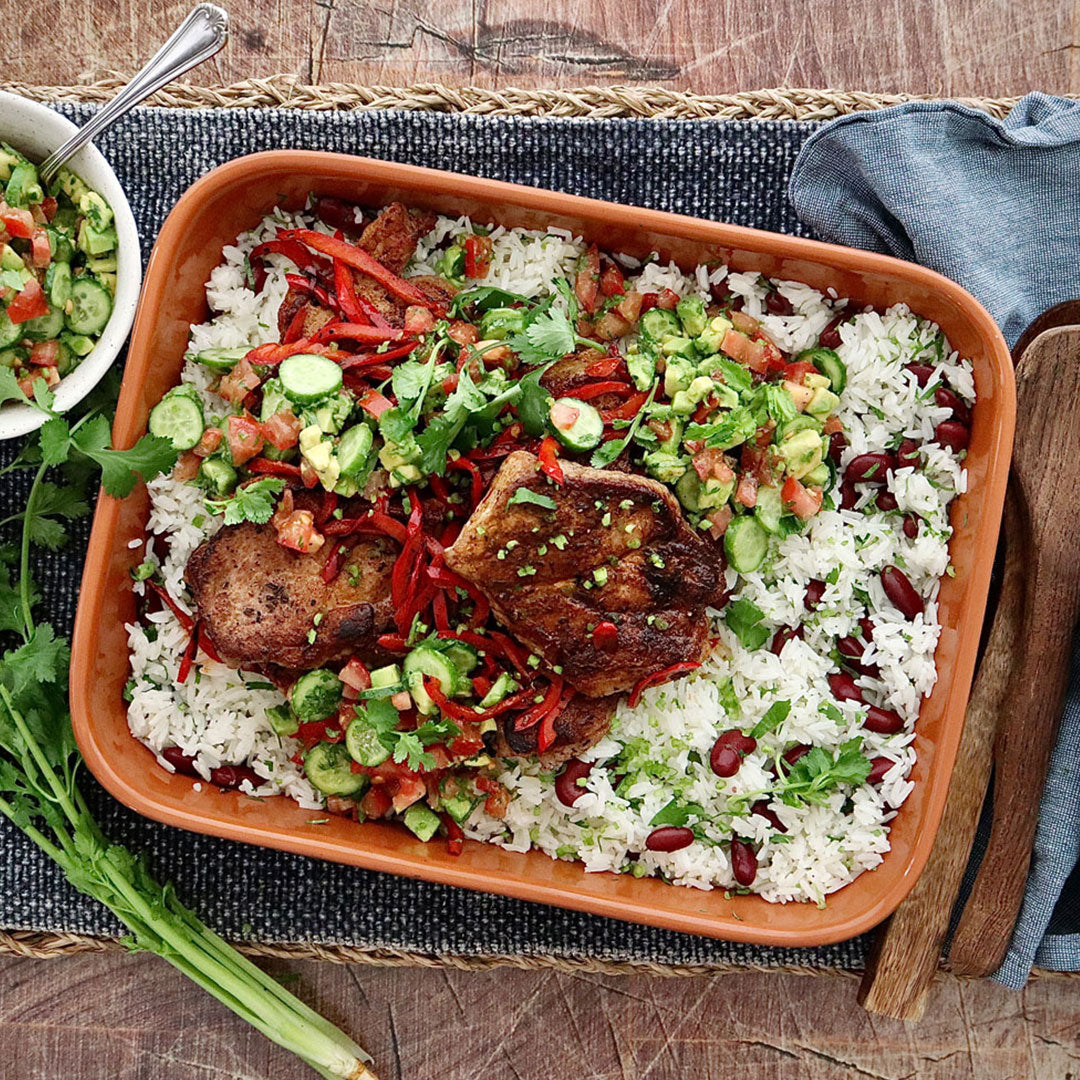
<box><xmin>391</xmin><ymin>358</ymin><xmax>432</xmax><ymax>407</ymax></box>
<box><xmin>819</xmin><ymin>702</ymin><xmax>843</xmax><ymax>724</ymax></box>
<box><xmin>0</xmin><ymin>368</ymin><xmax>29</xmax><ymax>408</ymax></box>
<box><xmin>0</xmin><ymin>560</ymin><xmax>32</xmax><ymax>634</ymax></box>
<box><xmin>72</xmin><ymin>416</ymin><xmax>179</xmax><ymax>498</ymax></box>
<box><xmin>27</xmin><ymin>515</ymin><xmax>68</xmax><ymax>550</ymax></box>
<box><xmin>415</xmin><ymin>414</ymin><xmax>459</xmax><ymax>476</ymax></box>
<box><xmin>725</xmin><ymin>598</ymin><xmax>770</xmax><ymax>651</ymax></box>
<box><xmin>507</xmin><ymin>488</ymin><xmax>557</xmax><ymax>510</ymax></box>
<box><xmin>449</xmin><ymin>285</ymin><xmax>530</xmax><ymax>317</ymax></box>
<box><xmin>32</xmin><ymin>379</ymin><xmax>56</xmax><ymax>413</ymax></box>
<box><xmin>34</xmin><ymin>481</ymin><xmax>90</xmax><ymax>522</ymax></box>
<box><xmin>716</xmin><ymin>677</ymin><xmax>742</xmax><ymax>722</ymax></box>
<box><xmin>442</xmin><ymin>364</ymin><xmax>488</xmax><ymax>424</ymax></box>
<box><xmin>508</xmin><ymin>307</ymin><xmax>576</xmax><ymax>365</ymax></box>
<box><xmin>750</xmin><ymin>700</ymin><xmax>791</xmax><ymax>739</ymax></box>
<box><xmin>762</xmin><ymin>383</ymin><xmax>797</xmax><ymax>424</ymax></box>
<box><xmin>649</xmin><ymin>799</ymin><xmax>705</xmax><ymax>827</ymax></box>
<box><xmin>1</xmin><ymin>623</ymin><xmax>69</xmax><ymax>697</ymax></box>
<box><xmin>390</xmin><ymin>731</ymin><xmax>435</xmax><ymax>772</ymax></box>
<box><xmin>683</xmin><ymin>406</ymin><xmax>757</xmax><ymax>451</ymax></box>
<box><xmin>38</xmin><ymin>416</ymin><xmax>72</xmax><ymax>466</ymax></box>
<box><xmin>205</xmin><ymin>477</ymin><xmax>285</xmax><ymax>526</ymax></box>
<box><xmin>591</xmin><ymin>379</ymin><xmax>658</xmax><ymax>468</ymax></box>
<box><xmin>779</xmin><ymin>737</ymin><xmax>872</xmax><ymax>806</ymax></box>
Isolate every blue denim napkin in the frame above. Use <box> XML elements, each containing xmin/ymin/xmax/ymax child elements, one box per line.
<box><xmin>789</xmin><ymin>93</ymin><xmax>1080</xmax><ymax>985</ymax></box>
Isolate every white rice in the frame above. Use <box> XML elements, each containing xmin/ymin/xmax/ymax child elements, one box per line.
<box><xmin>127</xmin><ymin>209</ymin><xmax>974</xmax><ymax>904</ymax></box>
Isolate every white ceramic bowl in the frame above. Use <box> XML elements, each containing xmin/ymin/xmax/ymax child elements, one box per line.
<box><xmin>0</xmin><ymin>91</ymin><xmax>141</xmax><ymax>440</ymax></box>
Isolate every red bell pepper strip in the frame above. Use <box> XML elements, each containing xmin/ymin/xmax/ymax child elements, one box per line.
<box><xmin>377</xmin><ymin>633</ymin><xmax>410</xmax><ymax>652</ymax></box>
<box><xmin>572</xmin><ymin>380</ymin><xmax>634</xmax><ymax>401</ymax></box>
<box><xmin>432</xmin><ymin>588</ymin><xmax>451</xmax><ymax>632</ymax></box>
<box><xmin>147</xmin><ymin>581</ymin><xmax>194</xmax><ymax>632</ymax></box>
<box><xmin>537</xmin><ymin>688</ymin><xmax>575</xmax><ymax>753</ymax></box>
<box><xmin>427</xmin><ymin>565</ymin><xmax>491</xmax><ymax>628</ymax></box>
<box><xmin>245</xmin><ymin>458</ymin><xmax>303</xmax><ymax>480</ymax></box>
<box><xmin>338</xmin><ymin>341</ymin><xmax>418</xmax><ymax>370</ymax></box>
<box><xmin>513</xmin><ymin>675</ymin><xmax>564</xmax><ymax>732</ymax></box>
<box><xmin>447</xmin><ymin>457</ymin><xmax>484</xmax><ymax>508</ymax></box>
<box><xmin>281</xmin><ymin>305</ymin><xmax>309</xmax><ymax>344</ymax></box>
<box><xmin>249</xmin><ymin>237</ymin><xmax>330</xmax><ymax>293</ymax></box>
<box><xmin>358</xmin><ymin>389</ymin><xmax>394</xmax><ymax>419</ymax></box>
<box><xmin>333</xmin><ymin>258</ymin><xmax>369</xmax><ymax>324</ymax></box>
<box><xmin>323</xmin><ymin>511</ymin><xmax>409</xmax><ymax>545</ymax></box>
<box><xmin>277</xmin><ymin>229</ymin><xmax>446</xmax><ymax>314</ymax></box>
<box><xmin>197</xmin><ymin>622</ymin><xmax>222</xmax><ymax>663</ymax></box>
<box><xmin>314</xmin><ymin>322</ymin><xmax>404</xmax><ymax>346</ymax></box>
<box><xmin>601</xmin><ymin>391</ymin><xmax>649</xmax><ymax>423</ymax></box>
<box><xmin>584</xmin><ymin>353</ymin><xmax>624</xmax><ymax>378</ymax></box>
<box><xmin>243</xmin><ymin>338</ymin><xmax>335</xmax><ymax>366</ymax></box>
<box><xmin>284</xmin><ymin>272</ymin><xmax>339</xmax><ymax>312</ymax></box>
<box><xmin>538</xmin><ymin>436</ymin><xmax>564</xmax><ymax>485</ymax></box>
<box><xmin>442</xmin><ymin>814</ymin><xmax>465</xmax><ymax>856</ymax></box>
<box><xmin>177</xmin><ymin>626</ymin><xmax>199</xmax><ymax>684</ymax></box>
<box><xmin>321</xmin><ymin>542</ymin><xmax>350</xmax><ymax>584</ymax></box>
<box><xmin>421</xmin><ymin>676</ymin><xmax>537</xmax><ymax>724</ymax></box>
<box><xmin>627</xmin><ymin>662</ymin><xmax>701</xmax><ymax>709</ymax></box>
<box><xmin>591</xmin><ymin>621</ymin><xmax>619</xmax><ymax>652</ymax></box>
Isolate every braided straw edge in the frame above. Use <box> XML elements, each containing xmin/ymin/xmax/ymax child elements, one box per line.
<box><xmin>0</xmin><ymin>78</ymin><xmax>1036</xmax><ymax>120</ymax></box>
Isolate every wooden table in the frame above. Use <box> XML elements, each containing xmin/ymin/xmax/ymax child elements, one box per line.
<box><xmin>5</xmin><ymin>1</ymin><xmax>1080</xmax><ymax>1075</ymax></box>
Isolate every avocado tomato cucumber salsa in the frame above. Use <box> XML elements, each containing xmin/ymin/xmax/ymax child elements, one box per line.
<box><xmin>127</xmin><ymin>196</ymin><xmax>974</xmax><ymax>903</ymax></box>
<box><xmin>0</xmin><ymin>144</ymin><xmax>117</xmax><ymax>390</ymax></box>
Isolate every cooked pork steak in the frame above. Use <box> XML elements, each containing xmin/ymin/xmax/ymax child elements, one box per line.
<box><xmin>497</xmin><ymin>693</ymin><xmax>618</xmax><ymax>767</ymax></box>
<box><xmin>185</xmin><ymin>522</ymin><xmax>396</xmax><ymax>671</ymax></box>
<box><xmin>444</xmin><ymin>451</ymin><xmax>723</xmax><ymax>698</ymax></box>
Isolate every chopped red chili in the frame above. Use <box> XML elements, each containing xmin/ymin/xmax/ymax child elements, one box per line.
<box><xmin>628</xmin><ymin>662</ymin><xmax>701</xmax><ymax>709</ymax></box>
<box><xmin>538</xmin><ymin>435</ymin><xmax>564</xmax><ymax>485</ymax></box>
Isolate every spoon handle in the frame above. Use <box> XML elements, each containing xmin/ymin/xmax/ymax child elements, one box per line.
<box><xmin>38</xmin><ymin>3</ymin><xmax>229</xmax><ymax>184</ymax></box>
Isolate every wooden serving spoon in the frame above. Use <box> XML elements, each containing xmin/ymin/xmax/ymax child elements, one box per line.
<box><xmin>947</xmin><ymin>323</ymin><xmax>1080</xmax><ymax>976</ymax></box>
<box><xmin>860</xmin><ymin>320</ymin><xmax>1080</xmax><ymax>1017</ymax></box>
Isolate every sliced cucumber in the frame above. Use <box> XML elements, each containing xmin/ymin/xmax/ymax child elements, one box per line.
<box><xmin>403</xmin><ymin>803</ymin><xmax>441</xmax><ymax>841</ymax></box>
<box><xmin>779</xmin><ymin>413</ymin><xmax>822</xmax><ymax>442</ymax></box>
<box><xmin>754</xmin><ymin>484</ymin><xmax>784</xmax><ymax>535</ymax></box>
<box><xmin>148</xmin><ymin>391</ymin><xmax>205</xmax><ymax>451</ymax></box>
<box><xmin>304</xmin><ymin>741</ymin><xmax>366</xmax><ymax>797</ymax></box>
<box><xmin>266</xmin><ymin>704</ymin><xmax>299</xmax><ymax>737</ymax></box>
<box><xmin>279</xmin><ymin>353</ymin><xmax>343</xmax><ymax>404</ymax></box>
<box><xmin>479</xmin><ymin>671</ymin><xmax>517</xmax><ymax>708</ymax></box>
<box><xmin>549</xmin><ymin>397</ymin><xmax>603</xmax><ymax>452</ymax></box>
<box><xmin>290</xmin><ymin>669</ymin><xmax>343</xmax><ymax>724</ymax></box>
<box><xmin>345</xmin><ymin>717</ymin><xmax>391</xmax><ymax>767</ymax></box>
<box><xmin>22</xmin><ymin>306</ymin><xmax>65</xmax><ymax>342</ymax></box>
<box><xmin>194</xmin><ymin>346</ymin><xmax>250</xmax><ymax>374</ymax></box>
<box><xmin>65</xmin><ymin>277</ymin><xmax>112</xmax><ymax>335</ymax></box>
<box><xmin>724</xmin><ymin>514</ymin><xmax>769</xmax><ymax>573</ymax></box>
<box><xmin>799</xmin><ymin>347</ymin><xmax>847</xmax><ymax>394</ymax></box>
<box><xmin>403</xmin><ymin>645</ymin><xmax>460</xmax><ymax>715</ymax></box>
<box><xmin>337</xmin><ymin>423</ymin><xmax>374</xmax><ymax>479</ymax></box>
<box><xmin>199</xmin><ymin>457</ymin><xmax>238</xmax><ymax>497</ymax></box>
<box><xmin>440</xmin><ymin>641</ymin><xmax>480</xmax><ymax>681</ymax></box>
<box><xmin>45</xmin><ymin>262</ymin><xmax>72</xmax><ymax>309</ymax></box>
<box><xmin>0</xmin><ymin>309</ymin><xmax>21</xmax><ymax>349</ymax></box>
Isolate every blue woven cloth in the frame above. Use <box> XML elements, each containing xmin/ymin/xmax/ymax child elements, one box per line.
<box><xmin>789</xmin><ymin>93</ymin><xmax>1080</xmax><ymax>985</ymax></box>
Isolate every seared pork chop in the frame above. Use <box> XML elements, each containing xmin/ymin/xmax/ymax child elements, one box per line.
<box><xmin>185</xmin><ymin>523</ymin><xmax>395</xmax><ymax>671</ymax></box>
<box><xmin>444</xmin><ymin>451</ymin><xmax>722</xmax><ymax>698</ymax></box>
<box><xmin>497</xmin><ymin>693</ymin><xmax>618</xmax><ymax>767</ymax></box>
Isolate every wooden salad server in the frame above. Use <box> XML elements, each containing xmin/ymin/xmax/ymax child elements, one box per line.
<box><xmin>860</xmin><ymin>318</ymin><xmax>1080</xmax><ymax>1016</ymax></box>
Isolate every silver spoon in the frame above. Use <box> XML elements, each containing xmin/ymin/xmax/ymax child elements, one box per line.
<box><xmin>38</xmin><ymin>3</ymin><xmax>229</xmax><ymax>185</ymax></box>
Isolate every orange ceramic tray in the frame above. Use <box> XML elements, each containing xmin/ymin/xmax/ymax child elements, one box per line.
<box><xmin>71</xmin><ymin>152</ymin><xmax>1014</xmax><ymax>946</ymax></box>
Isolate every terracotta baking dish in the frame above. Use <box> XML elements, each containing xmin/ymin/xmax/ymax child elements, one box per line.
<box><xmin>71</xmin><ymin>151</ymin><xmax>1014</xmax><ymax>946</ymax></box>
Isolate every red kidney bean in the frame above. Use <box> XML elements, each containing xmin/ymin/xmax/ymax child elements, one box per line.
<box><xmin>766</xmin><ymin>289</ymin><xmax>793</xmax><ymax>316</ymax></box>
<box><xmin>867</xmin><ymin>756</ymin><xmax>893</xmax><ymax>785</ymax></box>
<box><xmin>837</xmin><ymin>635</ymin><xmax>865</xmax><ymax>664</ymax></box>
<box><xmin>804</xmin><ymin>579</ymin><xmax>826</xmax><ymax>611</ymax></box>
<box><xmin>840</xmin><ymin>480</ymin><xmax>858</xmax><ymax>510</ymax></box>
<box><xmin>903</xmin><ymin>514</ymin><xmax>920</xmax><ymax>539</ymax></box>
<box><xmin>710</xmin><ymin>745</ymin><xmax>742</xmax><ymax>778</ymax></box>
<box><xmin>881</xmin><ymin>564</ymin><xmax>923</xmax><ymax>619</ymax></box>
<box><xmin>845</xmin><ymin>452</ymin><xmax>895</xmax><ymax>484</ymax></box>
<box><xmin>313</xmin><ymin>196</ymin><xmax>365</xmax><ymax>236</ymax></box>
<box><xmin>935</xmin><ymin>420</ymin><xmax>970</xmax><ymax>452</ymax></box>
<box><xmin>646</xmin><ymin>826</ymin><xmax>695</xmax><ymax>852</ymax></box>
<box><xmin>555</xmin><ymin>758</ymin><xmax>593</xmax><ymax>807</ymax></box>
<box><xmin>876</xmin><ymin>490</ymin><xmax>898</xmax><ymax>512</ymax></box>
<box><xmin>770</xmin><ymin>623</ymin><xmax>803</xmax><ymax>656</ymax></box>
<box><xmin>896</xmin><ymin>439</ymin><xmax>921</xmax><ymax>469</ymax></box>
<box><xmin>210</xmin><ymin>765</ymin><xmax>261</xmax><ymax>790</ymax></box>
<box><xmin>906</xmin><ymin>362</ymin><xmax>935</xmax><ymax>386</ymax></box>
<box><xmin>751</xmin><ymin>799</ymin><xmax>788</xmax><ymax>833</ymax></box>
<box><xmin>730</xmin><ymin>839</ymin><xmax>758</xmax><ymax>886</ymax></box>
<box><xmin>819</xmin><ymin>316</ymin><xmax>844</xmax><ymax>349</ymax></box>
<box><xmin>716</xmin><ymin>730</ymin><xmax>758</xmax><ymax>755</ymax></box>
<box><xmin>859</xmin><ymin>616</ymin><xmax>876</xmax><ymax>641</ymax></box>
<box><xmin>864</xmin><ymin>705</ymin><xmax>905</xmax><ymax>735</ymax></box>
<box><xmin>828</xmin><ymin>430</ymin><xmax>848</xmax><ymax>464</ymax></box>
<box><xmin>829</xmin><ymin>671</ymin><xmax>865</xmax><ymax>704</ymax></box>
<box><xmin>162</xmin><ymin>746</ymin><xmax>199</xmax><ymax>777</ymax></box>
<box><xmin>934</xmin><ymin>386</ymin><xmax>972</xmax><ymax>425</ymax></box>
<box><xmin>783</xmin><ymin>743</ymin><xmax>811</xmax><ymax>768</ymax></box>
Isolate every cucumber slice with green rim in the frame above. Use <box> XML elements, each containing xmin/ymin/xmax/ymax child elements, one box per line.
<box><xmin>799</xmin><ymin>347</ymin><xmax>847</xmax><ymax>394</ymax></box>
<box><xmin>549</xmin><ymin>397</ymin><xmax>603</xmax><ymax>452</ymax></box>
<box><xmin>345</xmin><ymin>718</ymin><xmax>391</xmax><ymax>767</ymax></box>
<box><xmin>64</xmin><ymin>277</ymin><xmax>112</xmax><ymax>335</ymax></box>
<box><xmin>724</xmin><ymin>514</ymin><xmax>769</xmax><ymax>573</ymax></box>
<box><xmin>403</xmin><ymin>803</ymin><xmax>441</xmax><ymax>842</ymax></box>
<box><xmin>304</xmin><ymin>741</ymin><xmax>366</xmax><ymax>797</ymax></box>
<box><xmin>337</xmin><ymin>423</ymin><xmax>374</xmax><ymax>479</ymax></box>
<box><xmin>194</xmin><ymin>346</ymin><xmax>249</xmax><ymax>374</ymax></box>
<box><xmin>23</xmin><ymin>306</ymin><xmax>65</xmax><ymax>342</ymax></box>
<box><xmin>779</xmin><ymin>413</ymin><xmax>822</xmax><ymax>442</ymax></box>
<box><xmin>403</xmin><ymin>645</ymin><xmax>460</xmax><ymax>715</ymax></box>
<box><xmin>754</xmin><ymin>484</ymin><xmax>784</xmax><ymax>535</ymax></box>
<box><xmin>199</xmin><ymin>457</ymin><xmax>238</xmax><ymax>497</ymax></box>
<box><xmin>266</xmin><ymin>704</ymin><xmax>299</xmax><ymax>737</ymax></box>
<box><xmin>148</xmin><ymin>392</ymin><xmax>205</xmax><ymax>451</ymax></box>
<box><xmin>441</xmin><ymin>641</ymin><xmax>480</xmax><ymax>681</ymax></box>
<box><xmin>279</xmin><ymin>353</ymin><xmax>343</xmax><ymax>404</ymax></box>
<box><xmin>0</xmin><ymin>309</ymin><xmax>21</xmax><ymax>349</ymax></box>
<box><xmin>45</xmin><ymin>262</ymin><xmax>72</xmax><ymax>309</ymax></box>
<box><xmin>290</xmin><ymin>668</ymin><xmax>343</xmax><ymax>723</ymax></box>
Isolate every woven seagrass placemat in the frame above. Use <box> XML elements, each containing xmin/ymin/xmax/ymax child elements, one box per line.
<box><xmin>0</xmin><ymin>83</ymin><xmax>1020</xmax><ymax>974</ymax></box>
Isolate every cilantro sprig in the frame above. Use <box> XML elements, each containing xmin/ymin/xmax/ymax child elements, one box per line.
<box><xmin>777</xmin><ymin>738</ymin><xmax>873</xmax><ymax>807</ymax></box>
<box><xmin>205</xmin><ymin>477</ymin><xmax>286</xmax><ymax>525</ymax></box>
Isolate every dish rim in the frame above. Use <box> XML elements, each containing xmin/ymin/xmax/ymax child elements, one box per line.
<box><xmin>70</xmin><ymin>150</ymin><xmax>1015</xmax><ymax>946</ymax></box>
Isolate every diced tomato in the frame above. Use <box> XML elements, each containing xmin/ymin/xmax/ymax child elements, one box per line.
<box><xmin>358</xmin><ymin>390</ymin><xmax>394</xmax><ymax>419</ymax></box>
<box><xmin>730</xmin><ymin>310</ymin><xmax>761</xmax><ymax>336</ymax></box>
<box><xmin>404</xmin><ymin>305</ymin><xmax>436</xmax><ymax>335</ymax></box>
<box><xmin>360</xmin><ymin>785</ymin><xmax>393</xmax><ymax>819</ymax></box>
<box><xmin>823</xmin><ymin>415</ymin><xmax>843</xmax><ymax>435</ymax></box>
<box><xmin>783</xmin><ymin>360</ymin><xmax>818</xmax><ymax>385</ymax></box>
<box><xmin>615</xmin><ymin>289</ymin><xmax>643</xmax><ymax>324</ymax></box>
<box><xmin>600</xmin><ymin>264</ymin><xmax>625</xmax><ymax>297</ymax></box>
<box><xmin>225</xmin><ymin>414</ymin><xmax>265</xmax><ymax>466</ymax></box>
<box><xmin>735</xmin><ymin>473</ymin><xmax>758</xmax><ymax>508</ymax></box>
<box><xmin>0</xmin><ymin>204</ymin><xmax>34</xmax><ymax>239</ymax></box>
<box><xmin>594</xmin><ymin>310</ymin><xmax>632</xmax><ymax>341</ymax></box>
<box><xmin>549</xmin><ymin>400</ymin><xmax>580</xmax><ymax>432</ymax></box>
<box><xmin>463</xmin><ymin>234</ymin><xmax>493</xmax><ymax>278</ymax></box>
<box><xmin>271</xmin><ymin>488</ymin><xmax>295</xmax><ymax>529</ymax></box>
<box><xmin>218</xmin><ymin>357</ymin><xmax>262</xmax><ymax>404</ymax></box>
<box><xmin>300</xmin><ymin>458</ymin><xmax>320</xmax><ymax>489</ymax></box>
<box><xmin>6</xmin><ymin>278</ymin><xmax>49</xmax><ymax>324</ymax></box>
<box><xmin>656</xmin><ymin>288</ymin><xmax>680</xmax><ymax>311</ymax></box>
<box><xmin>781</xmin><ymin>476</ymin><xmax>824</xmax><ymax>520</ymax></box>
<box><xmin>339</xmin><ymin>657</ymin><xmax>372</xmax><ymax>692</ymax></box>
<box><xmin>782</xmin><ymin>378</ymin><xmax>815</xmax><ymax>411</ymax></box>
<box><xmin>261</xmin><ymin>409</ymin><xmax>302</xmax><ymax>450</ymax></box>
<box><xmin>188</xmin><ymin>428</ymin><xmax>222</xmax><ymax>460</ymax></box>
<box><xmin>706</xmin><ymin>504</ymin><xmax>733</xmax><ymax>539</ymax></box>
<box><xmin>19</xmin><ymin>365</ymin><xmax>59</xmax><ymax>395</ymax></box>
<box><xmin>275</xmin><ymin>509</ymin><xmax>325</xmax><ymax>555</ymax></box>
<box><xmin>592</xmin><ymin>621</ymin><xmax>619</xmax><ymax>651</ymax></box>
<box><xmin>721</xmin><ymin>328</ymin><xmax>768</xmax><ymax>374</ymax></box>
<box><xmin>691</xmin><ymin>447</ymin><xmax>734</xmax><ymax>484</ymax></box>
<box><xmin>538</xmin><ymin>435</ymin><xmax>564</xmax><ymax>485</ymax></box>
<box><xmin>40</xmin><ymin>196</ymin><xmax>57</xmax><ymax>222</ymax></box>
<box><xmin>574</xmin><ymin>247</ymin><xmax>601</xmax><ymax>315</ymax></box>
<box><xmin>448</xmin><ymin>320</ymin><xmax>479</xmax><ymax>346</ymax></box>
<box><xmin>29</xmin><ymin>228</ymin><xmax>51</xmax><ymax>269</ymax></box>
<box><xmin>174</xmin><ymin>452</ymin><xmax>201</xmax><ymax>481</ymax></box>
<box><xmin>741</xmin><ymin>442</ymin><xmax>775</xmax><ymax>487</ymax></box>
<box><xmin>29</xmin><ymin>340</ymin><xmax>59</xmax><ymax>367</ymax></box>
<box><xmin>639</xmin><ymin>292</ymin><xmax>659</xmax><ymax>313</ymax></box>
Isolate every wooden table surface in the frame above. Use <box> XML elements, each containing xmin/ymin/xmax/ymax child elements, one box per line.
<box><xmin>5</xmin><ymin>1</ymin><xmax>1080</xmax><ymax>1077</ymax></box>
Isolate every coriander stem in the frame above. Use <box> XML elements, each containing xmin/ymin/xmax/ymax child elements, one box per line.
<box><xmin>19</xmin><ymin>460</ymin><xmax>48</xmax><ymax>637</ymax></box>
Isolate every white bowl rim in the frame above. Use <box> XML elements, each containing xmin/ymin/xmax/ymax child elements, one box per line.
<box><xmin>0</xmin><ymin>91</ymin><xmax>141</xmax><ymax>441</ymax></box>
